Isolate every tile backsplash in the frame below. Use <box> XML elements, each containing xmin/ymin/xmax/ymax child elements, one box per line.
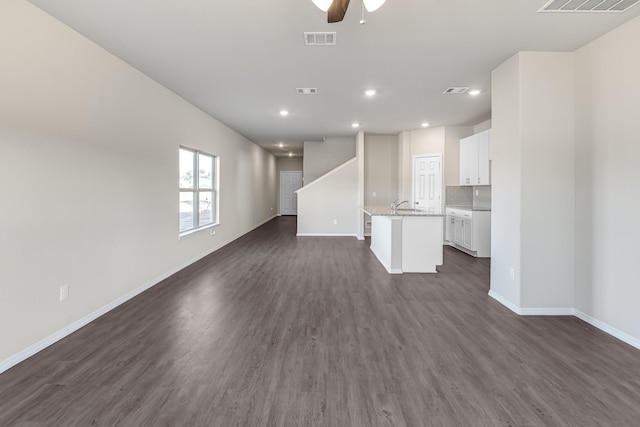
<box><xmin>446</xmin><ymin>185</ymin><xmax>491</xmax><ymax>209</ymax></box>
<box><xmin>473</xmin><ymin>186</ymin><xmax>491</xmax><ymax>209</ymax></box>
<box><xmin>446</xmin><ymin>186</ymin><xmax>473</xmax><ymax>207</ymax></box>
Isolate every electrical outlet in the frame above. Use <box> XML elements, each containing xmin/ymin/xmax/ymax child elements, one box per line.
<box><xmin>60</xmin><ymin>284</ymin><xmax>69</xmax><ymax>301</ymax></box>
<box><xmin>509</xmin><ymin>268</ymin><xmax>515</xmax><ymax>281</ymax></box>
<box><xmin>372</xmin><ymin>191</ymin><xmax>377</xmax><ymax>197</ymax></box>
<box><xmin>475</xmin><ymin>189</ymin><xmax>479</xmax><ymax>196</ymax></box>
<box><xmin>333</xmin><ymin>219</ymin><xmax>338</xmax><ymax>225</ymax></box>
<box><xmin>210</xmin><ymin>229</ymin><xmax>216</xmax><ymax>236</ymax></box>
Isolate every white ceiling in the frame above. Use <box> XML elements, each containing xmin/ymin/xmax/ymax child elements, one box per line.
<box><xmin>27</xmin><ymin>0</ymin><xmax>640</xmax><ymax>157</ymax></box>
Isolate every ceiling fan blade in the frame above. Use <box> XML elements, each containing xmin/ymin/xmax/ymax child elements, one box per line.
<box><xmin>328</xmin><ymin>0</ymin><xmax>350</xmax><ymax>23</ymax></box>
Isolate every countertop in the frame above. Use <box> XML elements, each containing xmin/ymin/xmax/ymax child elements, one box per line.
<box><xmin>445</xmin><ymin>205</ymin><xmax>492</xmax><ymax>212</ymax></box>
<box><xmin>362</xmin><ymin>205</ymin><xmax>445</xmax><ymax>217</ymax></box>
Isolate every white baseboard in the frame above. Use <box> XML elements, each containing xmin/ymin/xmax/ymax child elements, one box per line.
<box><xmin>520</xmin><ymin>307</ymin><xmax>574</xmax><ymax>316</ymax></box>
<box><xmin>296</xmin><ymin>233</ymin><xmax>358</xmax><ymax>237</ymax></box>
<box><xmin>489</xmin><ymin>290</ymin><xmax>640</xmax><ymax>351</ymax></box>
<box><xmin>488</xmin><ymin>290</ymin><xmax>523</xmax><ymax>314</ymax></box>
<box><xmin>574</xmin><ymin>309</ymin><xmax>640</xmax><ymax>351</ymax></box>
<box><xmin>0</xmin><ymin>215</ymin><xmax>278</xmax><ymax>375</ymax></box>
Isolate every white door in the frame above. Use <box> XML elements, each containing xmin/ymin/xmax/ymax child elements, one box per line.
<box><xmin>413</xmin><ymin>155</ymin><xmax>442</xmax><ymax>213</ymax></box>
<box><xmin>280</xmin><ymin>171</ymin><xmax>302</xmax><ymax>215</ymax></box>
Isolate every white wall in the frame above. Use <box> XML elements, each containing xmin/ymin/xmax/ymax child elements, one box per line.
<box><xmin>490</xmin><ymin>17</ymin><xmax>640</xmax><ymax>347</ymax></box>
<box><xmin>364</xmin><ymin>134</ymin><xmax>399</xmax><ymax>207</ymax></box>
<box><xmin>473</xmin><ymin>119</ymin><xmax>492</xmax><ymax>134</ymax></box>
<box><xmin>519</xmin><ymin>52</ymin><xmax>575</xmax><ymax>310</ymax></box>
<box><xmin>491</xmin><ymin>52</ymin><xmax>575</xmax><ymax>311</ymax></box>
<box><xmin>490</xmin><ymin>54</ymin><xmax>522</xmax><ymax>308</ymax></box>
<box><xmin>573</xmin><ymin>16</ymin><xmax>640</xmax><ymax>340</ymax></box>
<box><xmin>0</xmin><ymin>0</ymin><xmax>276</xmax><ymax>367</ymax></box>
<box><xmin>296</xmin><ymin>159</ymin><xmax>359</xmax><ymax>236</ymax></box>
<box><xmin>303</xmin><ymin>136</ymin><xmax>356</xmax><ymax>184</ymax></box>
<box><xmin>276</xmin><ymin>157</ymin><xmax>303</xmax><ymax>215</ymax></box>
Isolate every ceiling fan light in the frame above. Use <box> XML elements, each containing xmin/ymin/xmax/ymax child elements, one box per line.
<box><xmin>312</xmin><ymin>0</ymin><xmax>333</xmax><ymax>12</ymax></box>
<box><xmin>363</xmin><ymin>0</ymin><xmax>386</xmax><ymax>12</ymax></box>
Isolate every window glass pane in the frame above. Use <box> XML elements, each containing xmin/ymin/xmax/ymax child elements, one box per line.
<box><xmin>199</xmin><ymin>191</ymin><xmax>214</xmax><ymax>226</ymax></box>
<box><xmin>179</xmin><ymin>148</ymin><xmax>195</xmax><ymax>189</ymax></box>
<box><xmin>198</xmin><ymin>153</ymin><xmax>213</xmax><ymax>189</ymax></box>
<box><xmin>179</xmin><ymin>192</ymin><xmax>195</xmax><ymax>232</ymax></box>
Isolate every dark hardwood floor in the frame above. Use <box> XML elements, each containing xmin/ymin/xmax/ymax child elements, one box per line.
<box><xmin>1</xmin><ymin>216</ymin><xmax>639</xmax><ymax>426</ymax></box>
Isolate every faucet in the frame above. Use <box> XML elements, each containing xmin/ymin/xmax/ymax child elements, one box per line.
<box><xmin>391</xmin><ymin>199</ymin><xmax>409</xmax><ymax>211</ymax></box>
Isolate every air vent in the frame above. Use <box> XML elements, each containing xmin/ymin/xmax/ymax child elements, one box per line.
<box><xmin>443</xmin><ymin>87</ymin><xmax>470</xmax><ymax>94</ymax></box>
<box><xmin>539</xmin><ymin>0</ymin><xmax>640</xmax><ymax>12</ymax></box>
<box><xmin>296</xmin><ymin>88</ymin><xmax>318</xmax><ymax>95</ymax></box>
<box><xmin>304</xmin><ymin>32</ymin><xmax>337</xmax><ymax>46</ymax></box>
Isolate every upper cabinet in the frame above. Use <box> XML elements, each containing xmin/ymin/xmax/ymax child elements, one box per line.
<box><xmin>459</xmin><ymin>129</ymin><xmax>491</xmax><ymax>186</ymax></box>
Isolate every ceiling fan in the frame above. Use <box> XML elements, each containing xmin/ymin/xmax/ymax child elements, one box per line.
<box><xmin>311</xmin><ymin>0</ymin><xmax>386</xmax><ymax>23</ymax></box>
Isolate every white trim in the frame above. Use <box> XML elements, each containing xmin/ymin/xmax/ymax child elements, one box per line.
<box><xmin>0</xmin><ymin>215</ymin><xmax>277</xmax><ymax>375</ymax></box>
<box><xmin>295</xmin><ymin>158</ymin><xmax>357</xmax><ymax>193</ymax></box>
<box><xmin>489</xmin><ymin>290</ymin><xmax>640</xmax><ymax>351</ymax></box>
<box><xmin>488</xmin><ymin>289</ymin><xmax>523</xmax><ymax>314</ymax></box>
<box><xmin>574</xmin><ymin>309</ymin><xmax>640</xmax><ymax>351</ymax></box>
<box><xmin>520</xmin><ymin>307</ymin><xmax>575</xmax><ymax>316</ymax></box>
<box><xmin>296</xmin><ymin>233</ymin><xmax>358</xmax><ymax>237</ymax></box>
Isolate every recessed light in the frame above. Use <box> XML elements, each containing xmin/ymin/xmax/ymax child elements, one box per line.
<box><xmin>352</xmin><ymin>122</ymin><xmax>360</xmax><ymax>128</ymax></box>
<box><xmin>469</xmin><ymin>89</ymin><xmax>481</xmax><ymax>96</ymax></box>
<box><xmin>288</xmin><ymin>152</ymin><xmax>293</xmax><ymax>157</ymax></box>
<box><xmin>278</xmin><ymin>142</ymin><xmax>284</xmax><ymax>148</ymax></box>
<box><xmin>421</xmin><ymin>122</ymin><xmax>430</xmax><ymax>128</ymax></box>
<box><xmin>365</xmin><ymin>89</ymin><xmax>376</xmax><ymax>97</ymax></box>
<box><xmin>279</xmin><ymin>110</ymin><xmax>289</xmax><ymax>116</ymax></box>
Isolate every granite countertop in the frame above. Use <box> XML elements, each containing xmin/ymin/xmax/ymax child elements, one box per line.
<box><xmin>445</xmin><ymin>205</ymin><xmax>492</xmax><ymax>212</ymax></box>
<box><xmin>362</xmin><ymin>205</ymin><xmax>445</xmax><ymax>217</ymax></box>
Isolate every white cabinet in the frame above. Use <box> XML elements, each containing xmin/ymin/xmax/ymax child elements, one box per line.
<box><xmin>445</xmin><ymin>207</ymin><xmax>491</xmax><ymax>258</ymax></box>
<box><xmin>459</xmin><ymin>129</ymin><xmax>491</xmax><ymax>186</ymax></box>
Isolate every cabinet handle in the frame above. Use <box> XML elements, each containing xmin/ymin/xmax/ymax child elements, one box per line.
<box><xmin>477</xmin><ymin>177</ymin><xmax>480</xmax><ymax>183</ymax></box>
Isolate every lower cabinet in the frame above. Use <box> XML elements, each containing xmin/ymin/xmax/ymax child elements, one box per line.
<box><xmin>445</xmin><ymin>207</ymin><xmax>490</xmax><ymax>258</ymax></box>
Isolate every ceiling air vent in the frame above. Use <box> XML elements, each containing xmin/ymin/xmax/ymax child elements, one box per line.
<box><xmin>539</xmin><ymin>0</ymin><xmax>640</xmax><ymax>12</ymax></box>
<box><xmin>443</xmin><ymin>87</ymin><xmax>470</xmax><ymax>94</ymax></box>
<box><xmin>304</xmin><ymin>32</ymin><xmax>337</xmax><ymax>46</ymax></box>
<box><xmin>296</xmin><ymin>88</ymin><xmax>318</xmax><ymax>95</ymax></box>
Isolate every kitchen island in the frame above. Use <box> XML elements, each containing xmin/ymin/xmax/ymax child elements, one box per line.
<box><xmin>362</xmin><ymin>206</ymin><xmax>444</xmax><ymax>274</ymax></box>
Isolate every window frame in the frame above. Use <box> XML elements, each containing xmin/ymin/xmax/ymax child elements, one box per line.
<box><xmin>179</xmin><ymin>146</ymin><xmax>219</xmax><ymax>238</ymax></box>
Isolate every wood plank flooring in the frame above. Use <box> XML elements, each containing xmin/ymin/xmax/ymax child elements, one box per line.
<box><xmin>1</xmin><ymin>216</ymin><xmax>639</xmax><ymax>426</ymax></box>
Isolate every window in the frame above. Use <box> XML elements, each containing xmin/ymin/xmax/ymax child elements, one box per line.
<box><xmin>179</xmin><ymin>147</ymin><xmax>218</xmax><ymax>235</ymax></box>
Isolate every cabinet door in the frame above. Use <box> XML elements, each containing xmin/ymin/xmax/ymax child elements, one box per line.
<box><xmin>463</xmin><ymin>219</ymin><xmax>473</xmax><ymax>249</ymax></box>
<box><xmin>468</xmin><ymin>138</ymin><xmax>479</xmax><ymax>186</ymax></box>
<box><xmin>446</xmin><ymin>216</ymin><xmax>455</xmax><ymax>242</ymax></box>
<box><xmin>453</xmin><ymin>218</ymin><xmax>464</xmax><ymax>246</ymax></box>
<box><xmin>459</xmin><ymin>136</ymin><xmax>473</xmax><ymax>185</ymax></box>
<box><xmin>477</xmin><ymin>130</ymin><xmax>490</xmax><ymax>185</ymax></box>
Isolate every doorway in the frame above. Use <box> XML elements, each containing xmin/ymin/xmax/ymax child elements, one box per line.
<box><xmin>413</xmin><ymin>154</ymin><xmax>442</xmax><ymax>213</ymax></box>
<box><xmin>280</xmin><ymin>171</ymin><xmax>302</xmax><ymax>215</ymax></box>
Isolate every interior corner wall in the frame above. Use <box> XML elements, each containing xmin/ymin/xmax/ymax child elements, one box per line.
<box><xmin>490</xmin><ymin>54</ymin><xmax>522</xmax><ymax>308</ymax></box>
<box><xmin>303</xmin><ymin>136</ymin><xmax>356</xmax><ymax>184</ymax></box>
<box><xmin>0</xmin><ymin>0</ymin><xmax>276</xmax><ymax>366</ymax></box>
<box><xmin>519</xmin><ymin>52</ymin><xmax>574</xmax><ymax>310</ymax></box>
<box><xmin>573</xmin><ymin>15</ymin><xmax>640</xmax><ymax>341</ymax></box>
<box><xmin>276</xmin><ymin>157</ymin><xmax>303</xmax><ymax>215</ymax></box>
<box><xmin>491</xmin><ymin>52</ymin><xmax>575</xmax><ymax>312</ymax></box>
